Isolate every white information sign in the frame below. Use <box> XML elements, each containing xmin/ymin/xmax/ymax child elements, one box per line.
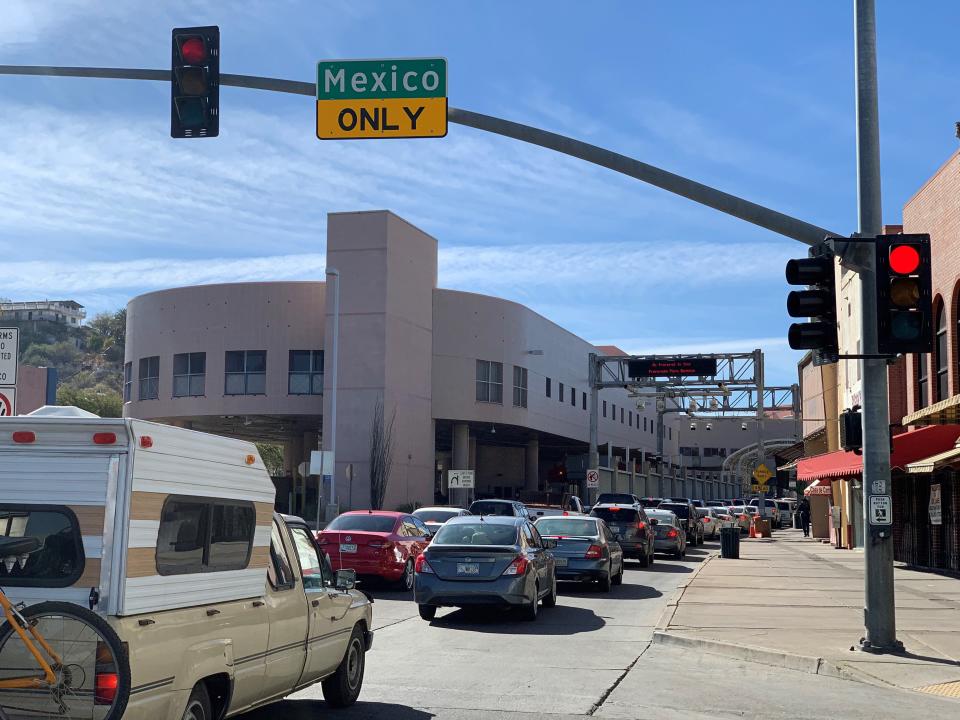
<box><xmin>869</xmin><ymin>495</ymin><xmax>892</xmax><ymax>526</ymax></box>
<box><xmin>310</xmin><ymin>450</ymin><xmax>335</xmax><ymax>476</ymax></box>
<box><xmin>0</xmin><ymin>387</ymin><xmax>15</xmax><ymax>416</ymax></box>
<box><xmin>586</xmin><ymin>468</ymin><xmax>600</xmax><ymax>489</ymax></box>
<box><xmin>0</xmin><ymin>328</ymin><xmax>18</xmax><ymax>386</ymax></box>
<box><xmin>448</xmin><ymin>469</ymin><xmax>475</xmax><ymax>489</ymax></box>
<box><xmin>929</xmin><ymin>484</ymin><xmax>942</xmax><ymax>526</ymax></box>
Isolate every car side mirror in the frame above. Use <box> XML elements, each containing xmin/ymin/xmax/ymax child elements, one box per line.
<box><xmin>543</xmin><ymin>538</ymin><xmax>558</xmax><ymax>549</ymax></box>
<box><xmin>335</xmin><ymin>568</ymin><xmax>357</xmax><ymax>591</ymax></box>
<box><xmin>650</xmin><ymin>518</ymin><xmax>658</xmax><ymax>525</ymax></box>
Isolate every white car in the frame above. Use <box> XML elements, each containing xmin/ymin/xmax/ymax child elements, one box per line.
<box><xmin>412</xmin><ymin>506</ymin><xmax>471</xmax><ymax>536</ymax></box>
<box><xmin>695</xmin><ymin>507</ymin><xmax>723</xmax><ymax>540</ymax></box>
<box><xmin>727</xmin><ymin>506</ymin><xmax>753</xmax><ymax>534</ymax></box>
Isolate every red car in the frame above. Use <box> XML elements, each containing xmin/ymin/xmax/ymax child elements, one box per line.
<box><xmin>317</xmin><ymin>511</ymin><xmax>432</xmax><ymax>590</ymax></box>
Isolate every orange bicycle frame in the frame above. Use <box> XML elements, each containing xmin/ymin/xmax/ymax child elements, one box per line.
<box><xmin>0</xmin><ymin>590</ymin><xmax>60</xmax><ymax>689</ymax></box>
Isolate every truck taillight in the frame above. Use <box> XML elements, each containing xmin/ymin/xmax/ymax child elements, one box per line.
<box><xmin>94</xmin><ymin>671</ymin><xmax>119</xmax><ymax>705</ymax></box>
<box><xmin>502</xmin><ymin>555</ymin><xmax>528</xmax><ymax>576</ymax></box>
<box><xmin>11</xmin><ymin>431</ymin><xmax>35</xmax><ymax>444</ymax></box>
<box><xmin>93</xmin><ymin>432</ymin><xmax>117</xmax><ymax>445</ymax></box>
<box><xmin>414</xmin><ymin>553</ymin><xmax>434</xmax><ymax>574</ymax></box>
<box><xmin>584</xmin><ymin>544</ymin><xmax>603</xmax><ymax>559</ymax></box>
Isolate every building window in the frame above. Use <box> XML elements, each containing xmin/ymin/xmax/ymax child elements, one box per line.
<box><xmin>611</xmin><ymin>403</ymin><xmax>616</xmax><ymax>421</ymax></box>
<box><xmin>582</xmin><ymin>392</ymin><xmax>586</xmax><ymax>410</ymax></box>
<box><xmin>138</xmin><ymin>356</ymin><xmax>159</xmax><ymax>400</ymax></box>
<box><xmin>289</xmin><ymin>350</ymin><xmax>324</xmax><ymax>395</ymax></box>
<box><xmin>668</xmin><ymin>428</ymin><xmax>672</xmax><ymax>440</ymax></box>
<box><xmin>629</xmin><ymin>410</ymin><xmax>633</xmax><ymax>427</ymax></box>
<box><xmin>546</xmin><ymin>377</ymin><xmax>552</xmax><ymax>398</ymax></box>
<box><xmin>559</xmin><ymin>383</ymin><xmax>564</xmax><ymax>403</ymax></box>
<box><xmin>917</xmin><ymin>353</ymin><xmax>929</xmax><ymax>410</ymax></box>
<box><xmin>225</xmin><ymin>350</ymin><xmax>267</xmax><ymax>396</ymax></box>
<box><xmin>620</xmin><ymin>407</ymin><xmax>624</xmax><ymax>423</ymax></box>
<box><xmin>936</xmin><ymin>307</ymin><xmax>948</xmax><ymax>402</ymax></box>
<box><xmin>513</xmin><ymin>366</ymin><xmax>528</xmax><ymax>408</ymax></box>
<box><xmin>173</xmin><ymin>352</ymin><xmax>206</xmax><ymax>397</ymax></box>
<box><xmin>570</xmin><ymin>386</ymin><xmax>576</xmax><ymax>406</ymax></box>
<box><xmin>602</xmin><ymin>400</ymin><xmax>607</xmax><ymax>418</ymax></box>
<box><xmin>123</xmin><ymin>362</ymin><xmax>132</xmax><ymax>402</ymax></box>
<box><xmin>476</xmin><ymin>360</ymin><xmax>503</xmax><ymax>403</ymax></box>
<box><xmin>643</xmin><ymin>417</ymin><xmax>647</xmax><ymax>432</ymax></box>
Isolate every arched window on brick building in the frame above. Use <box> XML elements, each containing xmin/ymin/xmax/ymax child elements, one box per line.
<box><xmin>936</xmin><ymin>304</ymin><xmax>948</xmax><ymax>401</ymax></box>
<box><xmin>917</xmin><ymin>352</ymin><xmax>929</xmax><ymax>410</ymax></box>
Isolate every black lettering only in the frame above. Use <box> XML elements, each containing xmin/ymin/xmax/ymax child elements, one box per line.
<box><xmin>360</xmin><ymin>107</ymin><xmax>379</xmax><ymax>131</ymax></box>
<box><xmin>383</xmin><ymin>108</ymin><xmax>399</xmax><ymax>131</ymax></box>
<box><xmin>338</xmin><ymin>108</ymin><xmax>357</xmax><ymax>131</ymax></box>
<box><xmin>403</xmin><ymin>105</ymin><xmax>425</xmax><ymax>130</ymax></box>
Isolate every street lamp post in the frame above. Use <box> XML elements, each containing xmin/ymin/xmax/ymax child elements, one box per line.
<box><xmin>326</xmin><ymin>268</ymin><xmax>340</xmax><ymax>511</ymax></box>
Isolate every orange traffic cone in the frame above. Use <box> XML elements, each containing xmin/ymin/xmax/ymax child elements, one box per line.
<box><xmin>748</xmin><ymin>516</ymin><xmax>758</xmax><ymax>538</ymax></box>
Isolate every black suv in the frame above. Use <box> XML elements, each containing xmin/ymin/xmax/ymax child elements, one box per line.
<box><xmin>589</xmin><ymin>504</ymin><xmax>656</xmax><ymax>567</ymax></box>
<box><xmin>658</xmin><ymin>500</ymin><xmax>704</xmax><ymax>546</ymax></box>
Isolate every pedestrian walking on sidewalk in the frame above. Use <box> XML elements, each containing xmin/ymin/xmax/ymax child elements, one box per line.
<box><xmin>798</xmin><ymin>497</ymin><xmax>811</xmax><ymax>537</ymax></box>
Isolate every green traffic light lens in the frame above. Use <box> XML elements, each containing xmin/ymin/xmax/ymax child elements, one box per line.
<box><xmin>175</xmin><ymin>97</ymin><xmax>206</xmax><ymax>127</ymax></box>
<box><xmin>177</xmin><ymin>67</ymin><xmax>207</xmax><ymax>96</ymax></box>
<box><xmin>890</xmin><ymin>310</ymin><xmax>923</xmax><ymax>340</ymax></box>
<box><xmin>890</xmin><ymin>277</ymin><xmax>920</xmax><ymax>308</ymax></box>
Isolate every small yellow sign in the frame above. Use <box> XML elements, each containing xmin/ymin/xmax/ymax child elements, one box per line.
<box><xmin>750</xmin><ymin>483</ymin><xmax>768</xmax><ymax>492</ymax></box>
<box><xmin>316</xmin><ymin>97</ymin><xmax>447</xmax><ymax>139</ymax></box>
<box><xmin>752</xmin><ymin>464</ymin><xmax>773</xmax><ymax>483</ymax></box>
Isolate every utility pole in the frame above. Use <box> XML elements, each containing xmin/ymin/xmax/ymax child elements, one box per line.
<box><xmin>755</xmin><ymin>350</ymin><xmax>766</xmax><ymax>517</ymax></box>
<box><xmin>326</xmin><ymin>268</ymin><xmax>341</xmax><ymax>514</ymax></box>
<box><xmin>587</xmin><ymin>353</ymin><xmax>600</xmax><ymax>502</ymax></box>
<box><xmin>852</xmin><ymin>0</ymin><xmax>901</xmax><ymax>653</ymax></box>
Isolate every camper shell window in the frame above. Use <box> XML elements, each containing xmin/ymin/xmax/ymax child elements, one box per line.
<box><xmin>157</xmin><ymin>496</ymin><xmax>255</xmax><ymax>576</ymax></box>
<box><xmin>0</xmin><ymin>505</ymin><xmax>85</xmax><ymax>588</ymax></box>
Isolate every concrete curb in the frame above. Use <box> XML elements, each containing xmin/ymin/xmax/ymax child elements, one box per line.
<box><xmin>650</xmin><ymin>631</ymin><xmax>893</xmax><ymax>689</ymax></box>
<box><xmin>653</xmin><ymin>551</ymin><xmax>716</xmax><ymax>633</ymax></box>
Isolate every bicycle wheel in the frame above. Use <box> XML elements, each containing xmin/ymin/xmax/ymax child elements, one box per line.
<box><xmin>0</xmin><ymin>601</ymin><xmax>130</xmax><ymax>720</ymax></box>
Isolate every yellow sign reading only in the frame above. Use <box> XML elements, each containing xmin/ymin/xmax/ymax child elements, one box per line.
<box><xmin>316</xmin><ymin>97</ymin><xmax>447</xmax><ymax>139</ymax></box>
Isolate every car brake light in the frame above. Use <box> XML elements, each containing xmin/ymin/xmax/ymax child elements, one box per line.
<box><xmin>636</xmin><ymin>521</ymin><xmax>646</xmax><ymax>531</ymax></box>
<box><xmin>584</xmin><ymin>544</ymin><xmax>603</xmax><ymax>559</ymax></box>
<box><xmin>502</xmin><ymin>555</ymin><xmax>528</xmax><ymax>576</ymax></box>
<box><xmin>703</xmin><ymin>517</ymin><xmax>711</xmax><ymax>523</ymax></box>
<box><xmin>12</xmin><ymin>431</ymin><xmax>35</xmax><ymax>444</ymax></box>
<box><xmin>667</xmin><ymin>529</ymin><xmax>678</xmax><ymax>538</ymax></box>
<box><xmin>93</xmin><ymin>432</ymin><xmax>117</xmax><ymax>445</ymax></box>
<box><xmin>414</xmin><ymin>553</ymin><xmax>434</xmax><ymax>574</ymax></box>
<box><xmin>94</xmin><ymin>672</ymin><xmax>119</xmax><ymax>705</ymax></box>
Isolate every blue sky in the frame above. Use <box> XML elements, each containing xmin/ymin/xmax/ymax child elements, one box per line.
<box><xmin>1</xmin><ymin>1</ymin><xmax>958</xmax><ymax>386</ymax></box>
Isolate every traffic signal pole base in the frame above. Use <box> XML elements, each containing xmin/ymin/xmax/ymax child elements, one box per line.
<box><xmin>857</xmin><ymin>636</ymin><xmax>905</xmax><ymax>655</ymax></box>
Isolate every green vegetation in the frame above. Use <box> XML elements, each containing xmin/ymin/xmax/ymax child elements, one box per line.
<box><xmin>13</xmin><ymin>309</ymin><xmax>126</xmax><ymax>417</ymax></box>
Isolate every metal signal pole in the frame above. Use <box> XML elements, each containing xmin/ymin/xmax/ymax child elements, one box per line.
<box><xmin>853</xmin><ymin>0</ymin><xmax>901</xmax><ymax>653</ymax></box>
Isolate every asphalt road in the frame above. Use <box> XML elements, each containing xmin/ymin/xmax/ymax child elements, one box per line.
<box><xmin>240</xmin><ymin>538</ymin><xmax>960</xmax><ymax>719</ymax></box>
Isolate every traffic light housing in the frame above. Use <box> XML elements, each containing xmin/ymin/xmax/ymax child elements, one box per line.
<box><xmin>876</xmin><ymin>233</ymin><xmax>932</xmax><ymax>354</ymax></box>
<box><xmin>171</xmin><ymin>26</ymin><xmax>219</xmax><ymax>138</ymax></box>
<box><xmin>786</xmin><ymin>243</ymin><xmax>838</xmax><ymax>362</ymax></box>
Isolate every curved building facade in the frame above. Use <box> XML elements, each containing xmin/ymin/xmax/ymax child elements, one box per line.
<box><xmin>125</xmin><ymin>210</ymin><xmax>685</xmax><ymax>516</ymax></box>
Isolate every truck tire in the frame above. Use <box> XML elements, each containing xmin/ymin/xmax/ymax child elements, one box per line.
<box><xmin>322</xmin><ymin>625</ymin><xmax>366</xmax><ymax>708</ymax></box>
<box><xmin>181</xmin><ymin>684</ymin><xmax>212</xmax><ymax>720</ymax></box>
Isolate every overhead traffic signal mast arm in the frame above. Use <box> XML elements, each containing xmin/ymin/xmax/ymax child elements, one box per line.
<box><xmin>0</xmin><ymin>64</ymin><xmax>840</xmax><ymax>248</ymax></box>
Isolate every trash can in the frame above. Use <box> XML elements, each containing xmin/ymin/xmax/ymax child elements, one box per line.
<box><xmin>793</xmin><ymin>512</ymin><xmax>802</xmax><ymax>530</ymax></box>
<box><xmin>720</xmin><ymin>526</ymin><xmax>740</xmax><ymax>559</ymax></box>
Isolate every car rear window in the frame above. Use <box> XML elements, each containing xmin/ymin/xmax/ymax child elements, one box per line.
<box><xmin>590</xmin><ymin>507</ymin><xmax>639</xmax><ymax>523</ymax></box>
<box><xmin>659</xmin><ymin>503</ymin><xmax>690</xmax><ymax>518</ymax></box>
<box><xmin>536</xmin><ymin>518</ymin><xmax>599</xmax><ymax>537</ymax></box>
<box><xmin>647</xmin><ymin>513</ymin><xmax>676</xmax><ymax>526</ymax></box>
<box><xmin>596</xmin><ymin>493</ymin><xmax>635</xmax><ymax>505</ymax></box>
<box><xmin>433</xmin><ymin>522</ymin><xmax>518</xmax><ymax>546</ymax></box>
<box><xmin>414</xmin><ymin>510</ymin><xmax>460</xmax><ymax>523</ymax></box>
<box><xmin>0</xmin><ymin>505</ymin><xmax>85</xmax><ymax>587</ymax></box>
<box><xmin>696</xmin><ymin>508</ymin><xmax>711</xmax><ymax>517</ymax></box>
<box><xmin>639</xmin><ymin>498</ymin><xmax>661</xmax><ymax>507</ymax></box>
<box><xmin>326</xmin><ymin>514</ymin><xmax>397</xmax><ymax>533</ymax></box>
<box><xmin>469</xmin><ymin>501</ymin><xmax>515</xmax><ymax>516</ymax></box>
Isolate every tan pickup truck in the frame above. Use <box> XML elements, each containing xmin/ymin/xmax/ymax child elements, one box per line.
<box><xmin>0</xmin><ymin>412</ymin><xmax>374</xmax><ymax>720</ymax></box>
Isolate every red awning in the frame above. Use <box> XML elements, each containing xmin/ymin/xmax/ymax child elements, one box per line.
<box><xmin>797</xmin><ymin>425</ymin><xmax>960</xmax><ymax>482</ymax></box>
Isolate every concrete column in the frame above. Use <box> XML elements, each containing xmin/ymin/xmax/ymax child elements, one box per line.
<box><xmin>452</xmin><ymin>422</ymin><xmax>470</xmax><ymax>507</ymax></box>
<box><xmin>525</xmin><ymin>437</ymin><xmax>539</xmax><ymax>491</ymax></box>
<box><xmin>468</xmin><ymin>435</ymin><xmax>478</xmax><ymax>503</ymax></box>
<box><xmin>606</xmin><ymin>444</ymin><xmax>613</xmax><ymax>468</ymax></box>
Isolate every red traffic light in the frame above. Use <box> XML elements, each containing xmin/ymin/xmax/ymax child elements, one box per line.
<box><xmin>179</xmin><ymin>36</ymin><xmax>206</xmax><ymax>64</ymax></box>
<box><xmin>889</xmin><ymin>244</ymin><xmax>921</xmax><ymax>275</ymax></box>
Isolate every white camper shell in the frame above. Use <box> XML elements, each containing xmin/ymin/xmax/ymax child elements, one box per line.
<box><xmin>0</xmin><ymin>412</ymin><xmax>274</xmax><ymax>615</ymax></box>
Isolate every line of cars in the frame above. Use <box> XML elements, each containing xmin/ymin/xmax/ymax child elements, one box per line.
<box><xmin>313</xmin><ymin>494</ymin><xmax>722</xmax><ymax>624</ymax></box>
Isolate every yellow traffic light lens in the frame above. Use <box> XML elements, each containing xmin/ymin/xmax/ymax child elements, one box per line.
<box><xmin>178</xmin><ymin>67</ymin><xmax>207</xmax><ymax>96</ymax></box>
<box><xmin>889</xmin><ymin>277</ymin><xmax>920</xmax><ymax>308</ymax></box>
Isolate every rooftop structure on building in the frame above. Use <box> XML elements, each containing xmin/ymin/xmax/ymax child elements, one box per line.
<box><xmin>0</xmin><ymin>299</ymin><xmax>86</xmax><ymax>326</ymax></box>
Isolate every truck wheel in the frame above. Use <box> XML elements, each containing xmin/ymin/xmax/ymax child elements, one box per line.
<box><xmin>418</xmin><ymin>604</ymin><xmax>437</xmax><ymax>621</ymax></box>
<box><xmin>181</xmin><ymin>684</ymin><xmax>212</xmax><ymax>720</ymax></box>
<box><xmin>322</xmin><ymin>625</ymin><xmax>366</xmax><ymax>708</ymax></box>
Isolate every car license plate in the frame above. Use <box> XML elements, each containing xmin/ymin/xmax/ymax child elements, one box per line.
<box><xmin>457</xmin><ymin>563</ymin><xmax>480</xmax><ymax>575</ymax></box>
<box><xmin>339</xmin><ymin>543</ymin><xmax>357</xmax><ymax>553</ymax></box>
<box><xmin>554</xmin><ymin>557</ymin><xmax>568</xmax><ymax>567</ymax></box>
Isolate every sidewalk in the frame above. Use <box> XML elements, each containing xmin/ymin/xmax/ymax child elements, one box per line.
<box><xmin>653</xmin><ymin>528</ymin><xmax>960</xmax><ymax>699</ymax></box>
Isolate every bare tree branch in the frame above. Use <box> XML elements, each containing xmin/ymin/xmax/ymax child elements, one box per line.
<box><xmin>369</xmin><ymin>396</ymin><xmax>397</xmax><ymax>509</ymax></box>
